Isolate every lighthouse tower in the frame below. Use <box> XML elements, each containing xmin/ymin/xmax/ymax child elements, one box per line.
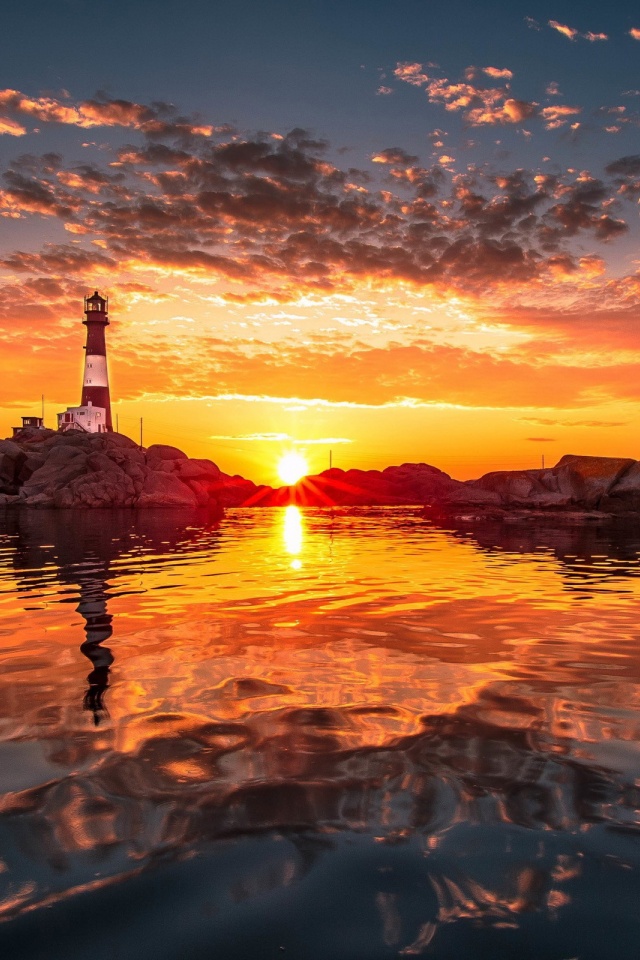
<box><xmin>81</xmin><ymin>291</ymin><xmax>113</xmax><ymax>431</ymax></box>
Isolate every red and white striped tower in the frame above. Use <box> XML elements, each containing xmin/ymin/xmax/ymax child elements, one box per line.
<box><xmin>81</xmin><ymin>291</ymin><xmax>113</xmax><ymax>431</ymax></box>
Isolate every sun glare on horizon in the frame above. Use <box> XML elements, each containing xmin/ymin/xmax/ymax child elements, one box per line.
<box><xmin>278</xmin><ymin>452</ymin><xmax>308</xmax><ymax>485</ymax></box>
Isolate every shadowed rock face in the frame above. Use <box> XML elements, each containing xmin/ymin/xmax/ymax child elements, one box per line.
<box><xmin>0</xmin><ymin>430</ymin><xmax>227</xmax><ymax>510</ymax></box>
<box><xmin>425</xmin><ymin>454</ymin><xmax>640</xmax><ymax>522</ymax></box>
<box><xmin>246</xmin><ymin>462</ymin><xmax>459</xmax><ymax>507</ymax></box>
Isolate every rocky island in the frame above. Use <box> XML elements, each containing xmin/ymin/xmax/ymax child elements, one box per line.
<box><xmin>0</xmin><ymin>428</ymin><xmax>236</xmax><ymax>510</ymax></box>
<box><xmin>2</xmin><ymin>428</ymin><xmax>640</xmax><ymax>521</ymax></box>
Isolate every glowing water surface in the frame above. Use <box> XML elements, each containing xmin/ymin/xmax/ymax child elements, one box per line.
<box><xmin>0</xmin><ymin>506</ymin><xmax>639</xmax><ymax>959</ymax></box>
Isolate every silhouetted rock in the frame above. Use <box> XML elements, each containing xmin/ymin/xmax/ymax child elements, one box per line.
<box><xmin>248</xmin><ymin>462</ymin><xmax>459</xmax><ymax>507</ymax></box>
<box><xmin>425</xmin><ymin>454</ymin><xmax>640</xmax><ymax>522</ymax></box>
<box><xmin>0</xmin><ymin>431</ymin><xmax>225</xmax><ymax>511</ymax></box>
<box><xmin>5</xmin><ymin>432</ymin><xmax>640</xmax><ymax>519</ymax></box>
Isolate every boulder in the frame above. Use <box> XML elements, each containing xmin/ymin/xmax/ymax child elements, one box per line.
<box><xmin>176</xmin><ymin>458</ymin><xmax>222</xmax><ymax>481</ymax></box>
<box><xmin>54</xmin><ymin>469</ymin><xmax>137</xmax><ymax>508</ymax></box>
<box><xmin>16</xmin><ymin>453</ymin><xmax>46</xmax><ymax>484</ymax></box>
<box><xmin>183</xmin><ymin>479</ymin><xmax>212</xmax><ymax>506</ymax></box>
<box><xmin>20</xmin><ymin>453</ymin><xmax>89</xmax><ymax>502</ymax></box>
<box><xmin>146</xmin><ymin>444</ymin><xmax>189</xmax><ymax>463</ymax></box>
<box><xmin>606</xmin><ymin>461</ymin><xmax>640</xmax><ymax>497</ymax></box>
<box><xmin>553</xmin><ymin>455</ymin><xmax>635</xmax><ymax>507</ymax></box>
<box><xmin>0</xmin><ymin>439</ymin><xmax>23</xmax><ymax>460</ymax></box>
<box><xmin>136</xmin><ymin>470</ymin><xmax>199</xmax><ymax>507</ymax></box>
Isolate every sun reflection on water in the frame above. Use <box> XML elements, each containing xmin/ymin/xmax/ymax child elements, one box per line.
<box><xmin>283</xmin><ymin>505</ymin><xmax>303</xmax><ymax>568</ymax></box>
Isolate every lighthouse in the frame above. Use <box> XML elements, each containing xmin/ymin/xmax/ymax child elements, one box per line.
<box><xmin>57</xmin><ymin>291</ymin><xmax>113</xmax><ymax>434</ymax></box>
<box><xmin>81</xmin><ymin>291</ymin><xmax>113</xmax><ymax>431</ymax></box>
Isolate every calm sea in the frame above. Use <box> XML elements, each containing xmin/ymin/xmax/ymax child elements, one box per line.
<box><xmin>0</xmin><ymin>506</ymin><xmax>639</xmax><ymax>959</ymax></box>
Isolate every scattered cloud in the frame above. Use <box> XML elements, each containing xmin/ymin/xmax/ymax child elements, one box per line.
<box><xmin>549</xmin><ymin>20</ymin><xmax>579</xmax><ymax>41</ymax></box>
<box><xmin>548</xmin><ymin>21</ymin><xmax>607</xmax><ymax>42</ymax></box>
<box><xmin>520</xmin><ymin>418</ymin><xmax>629</xmax><ymax>428</ymax></box>
<box><xmin>540</xmin><ymin>104</ymin><xmax>582</xmax><ymax>130</ymax></box>
<box><xmin>482</xmin><ymin>67</ymin><xmax>513</xmax><ymax>80</ymax></box>
<box><xmin>372</xmin><ymin>147</ymin><xmax>418</xmax><ymax>165</ymax></box>
<box><xmin>0</xmin><ymin>93</ymin><xmax>639</xmax><ymax>417</ymax></box>
<box><xmin>630</xmin><ymin>28</ymin><xmax>640</xmax><ymax>41</ymax></box>
<box><xmin>393</xmin><ymin>64</ymin><xmax>538</xmax><ymax>127</ymax></box>
<box><xmin>0</xmin><ymin>89</ymin><xmax>216</xmax><ymax>139</ymax></box>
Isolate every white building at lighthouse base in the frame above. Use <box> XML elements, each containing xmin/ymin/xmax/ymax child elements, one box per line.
<box><xmin>57</xmin><ymin>401</ymin><xmax>108</xmax><ymax>434</ymax></box>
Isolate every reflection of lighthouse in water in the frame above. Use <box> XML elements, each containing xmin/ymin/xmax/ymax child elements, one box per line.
<box><xmin>6</xmin><ymin>510</ymin><xmax>222</xmax><ymax>727</ymax></box>
<box><xmin>77</xmin><ymin>568</ymin><xmax>114</xmax><ymax>724</ymax></box>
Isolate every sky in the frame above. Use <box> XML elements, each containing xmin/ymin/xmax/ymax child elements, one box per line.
<box><xmin>1</xmin><ymin>0</ymin><xmax>639</xmax><ymax>484</ymax></box>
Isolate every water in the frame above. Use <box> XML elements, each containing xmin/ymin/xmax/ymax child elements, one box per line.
<box><xmin>0</xmin><ymin>506</ymin><xmax>639</xmax><ymax>959</ymax></box>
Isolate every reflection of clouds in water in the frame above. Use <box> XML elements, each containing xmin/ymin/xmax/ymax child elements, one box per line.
<box><xmin>1</xmin><ymin>509</ymin><xmax>640</xmax><ymax>952</ymax></box>
<box><xmin>283</xmin><ymin>505</ymin><xmax>303</xmax><ymax>567</ymax></box>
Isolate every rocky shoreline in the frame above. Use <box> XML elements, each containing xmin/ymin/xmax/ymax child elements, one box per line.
<box><xmin>423</xmin><ymin>454</ymin><xmax>640</xmax><ymax>523</ymax></box>
<box><xmin>2</xmin><ymin>430</ymin><xmax>640</xmax><ymax>520</ymax></box>
<box><xmin>0</xmin><ymin>429</ymin><xmax>245</xmax><ymax>510</ymax></box>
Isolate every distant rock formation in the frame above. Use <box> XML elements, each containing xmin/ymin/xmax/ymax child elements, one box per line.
<box><xmin>424</xmin><ymin>454</ymin><xmax>640</xmax><ymax>522</ymax></box>
<box><xmin>247</xmin><ymin>462</ymin><xmax>458</xmax><ymax>507</ymax></box>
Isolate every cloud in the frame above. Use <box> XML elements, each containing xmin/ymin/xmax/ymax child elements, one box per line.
<box><xmin>372</xmin><ymin>147</ymin><xmax>418</xmax><ymax>165</ymax></box>
<box><xmin>0</xmin><ymin>117</ymin><xmax>26</xmax><ymax>137</ymax></box>
<box><xmin>521</xmin><ymin>419</ymin><xmax>628</xmax><ymax>428</ymax></box>
<box><xmin>525</xmin><ymin>437</ymin><xmax>556</xmax><ymax>442</ymax></box>
<box><xmin>393</xmin><ymin>63</ymin><xmax>537</xmax><ymax>127</ymax></box>
<box><xmin>0</xmin><ymin>89</ymin><xmax>214</xmax><ymax>139</ymax></box>
<box><xmin>605</xmin><ymin>154</ymin><xmax>640</xmax><ymax>198</ymax></box>
<box><xmin>548</xmin><ymin>20</ymin><xmax>578</xmax><ymax>41</ymax></box>
<box><xmin>0</xmin><ymin>125</ymin><xmax>632</xmax><ymax>308</ymax></box>
<box><xmin>393</xmin><ymin>62</ymin><xmax>430</xmax><ymax>86</ymax></box>
<box><xmin>482</xmin><ymin>67</ymin><xmax>513</xmax><ymax>80</ymax></box>
<box><xmin>376</xmin><ymin>86</ymin><xmax>393</xmax><ymax>96</ymax></box>
<box><xmin>630</xmin><ymin>28</ymin><xmax>640</xmax><ymax>40</ymax></box>
<box><xmin>540</xmin><ymin>104</ymin><xmax>582</xmax><ymax>130</ymax></box>
<box><xmin>548</xmin><ymin>21</ymin><xmax>608</xmax><ymax>42</ymax></box>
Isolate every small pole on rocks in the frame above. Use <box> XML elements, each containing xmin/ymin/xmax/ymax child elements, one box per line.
<box><xmin>541</xmin><ymin>453</ymin><xmax>545</xmax><ymax>469</ymax></box>
<box><xmin>329</xmin><ymin>449</ymin><xmax>332</xmax><ymax>469</ymax></box>
<box><xmin>116</xmin><ymin>413</ymin><xmax>119</xmax><ymax>433</ymax></box>
<box><xmin>41</xmin><ymin>394</ymin><xmax>44</xmax><ymax>427</ymax></box>
<box><xmin>140</xmin><ymin>417</ymin><xmax>143</xmax><ymax>450</ymax></box>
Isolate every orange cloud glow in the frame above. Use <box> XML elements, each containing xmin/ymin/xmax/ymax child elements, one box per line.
<box><xmin>1</xmin><ymin>86</ymin><xmax>640</xmax><ymax>481</ymax></box>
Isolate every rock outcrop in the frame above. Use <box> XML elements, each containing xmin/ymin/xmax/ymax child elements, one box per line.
<box><xmin>240</xmin><ymin>462</ymin><xmax>459</xmax><ymax>507</ymax></box>
<box><xmin>424</xmin><ymin>454</ymin><xmax>640</xmax><ymax>522</ymax></box>
<box><xmin>0</xmin><ymin>430</ymin><xmax>230</xmax><ymax>510</ymax></box>
<box><xmin>4</xmin><ymin>432</ymin><xmax>640</xmax><ymax>519</ymax></box>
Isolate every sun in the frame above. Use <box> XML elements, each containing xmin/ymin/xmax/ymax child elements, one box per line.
<box><xmin>278</xmin><ymin>451</ymin><xmax>308</xmax><ymax>485</ymax></box>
